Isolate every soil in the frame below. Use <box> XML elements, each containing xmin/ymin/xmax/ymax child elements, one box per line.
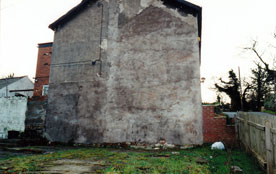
<box><xmin>39</xmin><ymin>159</ymin><xmax>106</xmax><ymax>174</ymax></box>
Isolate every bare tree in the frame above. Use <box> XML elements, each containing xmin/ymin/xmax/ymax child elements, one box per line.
<box><xmin>244</xmin><ymin>33</ymin><xmax>276</xmax><ymax>112</ymax></box>
<box><xmin>244</xmin><ymin>40</ymin><xmax>275</xmax><ymax>82</ymax></box>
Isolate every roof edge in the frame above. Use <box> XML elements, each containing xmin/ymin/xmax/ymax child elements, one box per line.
<box><xmin>49</xmin><ymin>0</ymin><xmax>202</xmax><ymax>31</ymax></box>
<box><xmin>0</xmin><ymin>76</ymin><xmax>28</xmax><ymax>81</ymax></box>
<box><xmin>38</xmin><ymin>42</ymin><xmax>53</xmax><ymax>48</ymax></box>
<box><xmin>49</xmin><ymin>0</ymin><xmax>97</xmax><ymax>31</ymax></box>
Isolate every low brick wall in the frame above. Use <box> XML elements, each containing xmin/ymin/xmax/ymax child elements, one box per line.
<box><xmin>203</xmin><ymin>105</ymin><xmax>236</xmax><ymax>146</ymax></box>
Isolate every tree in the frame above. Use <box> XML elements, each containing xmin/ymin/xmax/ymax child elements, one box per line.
<box><xmin>248</xmin><ymin>63</ymin><xmax>273</xmax><ymax>111</ymax></box>
<box><xmin>6</xmin><ymin>73</ymin><xmax>15</xmax><ymax>78</ymax></box>
<box><xmin>245</xmin><ymin>40</ymin><xmax>275</xmax><ymax>83</ymax></box>
<box><xmin>214</xmin><ymin>31</ymin><xmax>276</xmax><ymax>112</ymax></box>
<box><xmin>244</xmin><ymin>37</ymin><xmax>276</xmax><ymax>112</ymax></box>
<box><xmin>215</xmin><ymin>70</ymin><xmax>246</xmax><ymax>111</ymax></box>
<box><xmin>214</xmin><ymin>65</ymin><xmax>273</xmax><ymax>112</ymax></box>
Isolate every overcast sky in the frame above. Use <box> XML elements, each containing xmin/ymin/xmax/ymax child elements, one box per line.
<box><xmin>0</xmin><ymin>0</ymin><xmax>276</xmax><ymax>102</ymax></box>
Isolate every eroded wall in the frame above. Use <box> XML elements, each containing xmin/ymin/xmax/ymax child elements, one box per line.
<box><xmin>25</xmin><ymin>100</ymin><xmax>47</xmax><ymax>138</ymax></box>
<box><xmin>0</xmin><ymin>97</ymin><xmax>27</xmax><ymax>139</ymax></box>
<box><xmin>46</xmin><ymin>0</ymin><xmax>202</xmax><ymax>145</ymax></box>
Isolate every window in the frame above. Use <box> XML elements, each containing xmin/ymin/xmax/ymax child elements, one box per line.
<box><xmin>42</xmin><ymin>85</ymin><xmax>49</xmax><ymax>96</ymax></box>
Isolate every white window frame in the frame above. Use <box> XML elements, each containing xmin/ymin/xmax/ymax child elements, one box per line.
<box><xmin>42</xmin><ymin>85</ymin><xmax>49</xmax><ymax>96</ymax></box>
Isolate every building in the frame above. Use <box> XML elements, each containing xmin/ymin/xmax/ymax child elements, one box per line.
<box><xmin>33</xmin><ymin>42</ymin><xmax>52</xmax><ymax>97</ymax></box>
<box><xmin>46</xmin><ymin>0</ymin><xmax>203</xmax><ymax>145</ymax></box>
<box><xmin>0</xmin><ymin>76</ymin><xmax>33</xmax><ymax>97</ymax></box>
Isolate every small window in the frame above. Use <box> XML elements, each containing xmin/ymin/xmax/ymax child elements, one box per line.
<box><xmin>43</xmin><ymin>52</ymin><xmax>51</xmax><ymax>56</ymax></box>
<box><xmin>42</xmin><ymin>85</ymin><xmax>49</xmax><ymax>96</ymax></box>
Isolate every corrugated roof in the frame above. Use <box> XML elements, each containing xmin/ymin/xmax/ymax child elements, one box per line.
<box><xmin>0</xmin><ymin>76</ymin><xmax>26</xmax><ymax>90</ymax></box>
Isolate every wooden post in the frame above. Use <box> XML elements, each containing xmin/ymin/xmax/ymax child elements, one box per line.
<box><xmin>235</xmin><ymin>115</ymin><xmax>239</xmax><ymax>140</ymax></box>
<box><xmin>244</xmin><ymin>117</ymin><xmax>249</xmax><ymax>151</ymax></box>
<box><xmin>265</xmin><ymin>121</ymin><xmax>273</xmax><ymax>174</ymax></box>
<box><xmin>235</xmin><ymin>114</ymin><xmax>240</xmax><ymax>147</ymax></box>
<box><xmin>238</xmin><ymin>67</ymin><xmax>243</xmax><ymax>111</ymax></box>
<box><xmin>274</xmin><ymin>74</ymin><xmax>276</xmax><ymax>114</ymax></box>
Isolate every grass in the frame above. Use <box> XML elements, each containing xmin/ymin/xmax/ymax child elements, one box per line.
<box><xmin>263</xmin><ymin>110</ymin><xmax>275</xmax><ymax>115</ymax></box>
<box><xmin>0</xmin><ymin>145</ymin><xmax>263</xmax><ymax>174</ymax></box>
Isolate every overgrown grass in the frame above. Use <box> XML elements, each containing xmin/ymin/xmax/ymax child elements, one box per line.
<box><xmin>0</xmin><ymin>145</ymin><xmax>263</xmax><ymax>174</ymax></box>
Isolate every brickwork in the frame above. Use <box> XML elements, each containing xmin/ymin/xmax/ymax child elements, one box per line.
<box><xmin>33</xmin><ymin>43</ymin><xmax>52</xmax><ymax>97</ymax></box>
<box><xmin>203</xmin><ymin>105</ymin><xmax>236</xmax><ymax>146</ymax></box>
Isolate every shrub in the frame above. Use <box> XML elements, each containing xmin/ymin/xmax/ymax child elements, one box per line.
<box><xmin>264</xmin><ymin>94</ymin><xmax>275</xmax><ymax>112</ymax></box>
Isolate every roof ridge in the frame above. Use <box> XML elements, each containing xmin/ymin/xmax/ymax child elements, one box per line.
<box><xmin>0</xmin><ymin>76</ymin><xmax>27</xmax><ymax>81</ymax></box>
<box><xmin>49</xmin><ymin>0</ymin><xmax>201</xmax><ymax>31</ymax></box>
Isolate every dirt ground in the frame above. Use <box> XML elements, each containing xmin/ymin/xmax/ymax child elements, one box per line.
<box><xmin>39</xmin><ymin>159</ymin><xmax>106</xmax><ymax>174</ymax></box>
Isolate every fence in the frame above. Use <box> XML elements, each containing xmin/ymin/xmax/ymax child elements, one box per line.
<box><xmin>236</xmin><ymin>112</ymin><xmax>276</xmax><ymax>174</ymax></box>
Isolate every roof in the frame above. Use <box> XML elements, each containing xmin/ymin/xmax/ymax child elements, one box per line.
<box><xmin>0</xmin><ymin>76</ymin><xmax>27</xmax><ymax>90</ymax></box>
<box><xmin>38</xmin><ymin>42</ymin><xmax>53</xmax><ymax>48</ymax></box>
<box><xmin>49</xmin><ymin>0</ymin><xmax>202</xmax><ymax>37</ymax></box>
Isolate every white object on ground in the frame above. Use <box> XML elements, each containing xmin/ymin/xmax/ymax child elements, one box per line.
<box><xmin>211</xmin><ymin>142</ymin><xmax>225</xmax><ymax>150</ymax></box>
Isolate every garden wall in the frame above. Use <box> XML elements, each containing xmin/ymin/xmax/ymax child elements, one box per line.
<box><xmin>0</xmin><ymin>97</ymin><xmax>28</xmax><ymax>139</ymax></box>
<box><xmin>203</xmin><ymin>105</ymin><xmax>236</xmax><ymax>146</ymax></box>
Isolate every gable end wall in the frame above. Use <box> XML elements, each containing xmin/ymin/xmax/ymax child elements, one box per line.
<box><xmin>46</xmin><ymin>0</ymin><xmax>203</xmax><ymax>145</ymax></box>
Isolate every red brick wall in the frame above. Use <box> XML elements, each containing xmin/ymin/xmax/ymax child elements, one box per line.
<box><xmin>33</xmin><ymin>43</ymin><xmax>52</xmax><ymax>97</ymax></box>
<box><xmin>203</xmin><ymin>105</ymin><xmax>236</xmax><ymax>146</ymax></box>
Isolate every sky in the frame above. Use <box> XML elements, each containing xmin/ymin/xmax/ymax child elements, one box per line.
<box><xmin>0</xmin><ymin>0</ymin><xmax>276</xmax><ymax>102</ymax></box>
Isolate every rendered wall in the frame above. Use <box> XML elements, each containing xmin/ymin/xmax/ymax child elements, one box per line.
<box><xmin>0</xmin><ymin>97</ymin><xmax>28</xmax><ymax>139</ymax></box>
<box><xmin>46</xmin><ymin>0</ymin><xmax>203</xmax><ymax>145</ymax></box>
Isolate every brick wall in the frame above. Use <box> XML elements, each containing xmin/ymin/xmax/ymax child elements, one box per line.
<box><xmin>33</xmin><ymin>43</ymin><xmax>52</xmax><ymax>97</ymax></box>
<box><xmin>203</xmin><ymin>105</ymin><xmax>236</xmax><ymax>146</ymax></box>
